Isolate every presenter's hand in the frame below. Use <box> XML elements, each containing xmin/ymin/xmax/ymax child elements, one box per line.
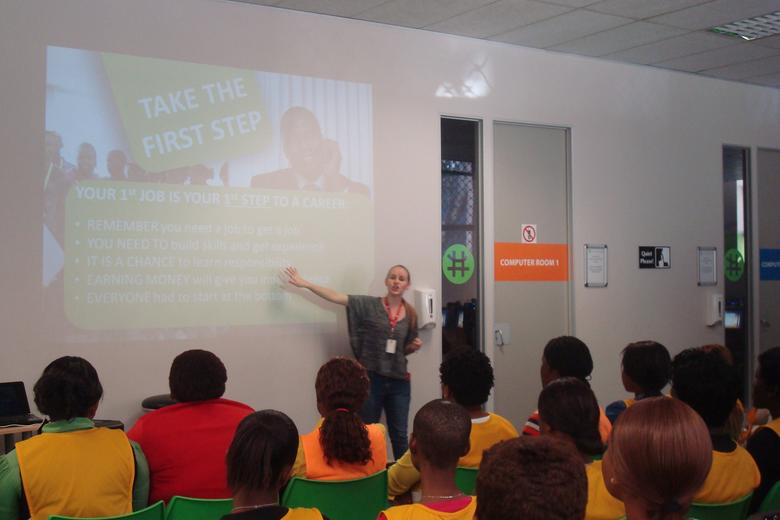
<box><xmin>405</xmin><ymin>337</ymin><xmax>423</xmax><ymax>355</ymax></box>
<box><xmin>284</xmin><ymin>266</ymin><xmax>309</xmax><ymax>288</ymax></box>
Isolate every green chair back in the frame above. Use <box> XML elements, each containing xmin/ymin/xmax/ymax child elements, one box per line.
<box><xmin>49</xmin><ymin>500</ymin><xmax>165</xmax><ymax>520</ymax></box>
<box><xmin>759</xmin><ymin>481</ymin><xmax>780</xmax><ymax>512</ymax></box>
<box><xmin>281</xmin><ymin>470</ymin><xmax>388</xmax><ymax>520</ymax></box>
<box><xmin>165</xmin><ymin>496</ymin><xmax>233</xmax><ymax>520</ymax></box>
<box><xmin>687</xmin><ymin>493</ymin><xmax>752</xmax><ymax>520</ymax></box>
<box><xmin>454</xmin><ymin>467</ymin><xmax>478</xmax><ymax>495</ymax></box>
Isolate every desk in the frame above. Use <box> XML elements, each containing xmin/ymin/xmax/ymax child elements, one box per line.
<box><xmin>1</xmin><ymin>423</ymin><xmax>42</xmax><ymax>453</ymax></box>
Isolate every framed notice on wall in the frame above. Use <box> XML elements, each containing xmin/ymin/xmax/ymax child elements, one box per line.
<box><xmin>698</xmin><ymin>247</ymin><xmax>717</xmax><ymax>286</ymax></box>
<box><xmin>585</xmin><ymin>244</ymin><xmax>607</xmax><ymax>288</ymax></box>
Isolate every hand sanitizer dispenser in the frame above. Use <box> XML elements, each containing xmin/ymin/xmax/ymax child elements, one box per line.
<box><xmin>413</xmin><ymin>288</ymin><xmax>437</xmax><ymax>330</ymax></box>
<box><xmin>705</xmin><ymin>294</ymin><xmax>724</xmax><ymax>326</ymax></box>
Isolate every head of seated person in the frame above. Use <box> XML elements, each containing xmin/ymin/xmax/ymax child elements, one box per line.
<box><xmin>541</xmin><ymin>335</ymin><xmax>593</xmax><ymax>387</ymax></box>
<box><xmin>410</xmin><ymin>399</ymin><xmax>471</xmax><ymax>474</ymax></box>
<box><xmin>671</xmin><ymin>348</ymin><xmax>738</xmax><ymax>432</ymax></box>
<box><xmin>315</xmin><ymin>357</ymin><xmax>373</xmax><ymax>465</ymax></box>
<box><xmin>169</xmin><ymin>349</ymin><xmax>226</xmax><ymax>402</ymax></box>
<box><xmin>754</xmin><ymin>347</ymin><xmax>780</xmax><ymax>414</ymax></box>
<box><xmin>621</xmin><ymin>341</ymin><xmax>671</xmax><ymax>397</ymax></box>
<box><xmin>34</xmin><ymin>355</ymin><xmax>103</xmax><ymax>421</ymax></box>
<box><xmin>440</xmin><ymin>347</ymin><xmax>494</xmax><ymax>411</ymax></box>
<box><xmin>476</xmin><ymin>436</ymin><xmax>587</xmax><ymax>520</ymax></box>
<box><xmin>538</xmin><ymin>377</ymin><xmax>603</xmax><ymax>460</ymax></box>
<box><xmin>603</xmin><ymin>397</ymin><xmax>712</xmax><ymax>520</ymax></box>
<box><xmin>226</xmin><ymin>410</ymin><xmax>300</xmax><ymax>510</ymax></box>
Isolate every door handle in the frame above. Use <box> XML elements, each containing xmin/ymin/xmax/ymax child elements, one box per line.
<box><xmin>761</xmin><ymin>319</ymin><xmax>771</xmax><ymax>328</ymax></box>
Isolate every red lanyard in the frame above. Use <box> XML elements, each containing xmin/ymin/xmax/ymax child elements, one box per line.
<box><xmin>383</xmin><ymin>298</ymin><xmax>404</xmax><ymax>332</ymax></box>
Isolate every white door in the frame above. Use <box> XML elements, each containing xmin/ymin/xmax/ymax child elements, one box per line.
<box><xmin>491</xmin><ymin>122</ymin><xmax>571</xmax><ymax>428</ymax></box>
<box><xmin>757</xmin><ymin>148</ymin><xmax>780</xmax><ymax>352</ymax></box>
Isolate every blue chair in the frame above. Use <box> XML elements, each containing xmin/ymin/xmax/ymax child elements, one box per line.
<box><xmin>281</xmin><ymin>470</ymin><xmax>388</xmax><ymax>520</ymax></box>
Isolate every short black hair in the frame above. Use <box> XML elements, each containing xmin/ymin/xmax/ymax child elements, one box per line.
<box><xmin>544</xmin><ymin>336</ymin><xmax>593</xmax><ymax>381</ymax></box>
<box><xmin>439</xmin><ymin>347</ymin><xmax>494</xmax><ymax>407</ymax></box>
<box><xmin>34</xmin><ymin>356</ymin><xmax>103</xmax><ymax>421</ymax></box>
<box><xmin>538</xmin><ymin>377</ymin><xmax>603</xmax><ymax>457</ymax></box>
<box><xmin>672</xmin><ymin>348</ymin><xmax>738</xmax><ymax>428</ymax></box>
<box><xmin>476</xmin><ymin>437</ymin><xmax>587</xmax><ymax>520</ymax></box>
<box><xmin>169</xmin><ymin>349</ymin><xmax>227</xmax><ymax>402</ymax></box>
<box><xmin>759</xmin><ymin>347</ymin><xmax>780</xmax><ymax>394</ymax></box>
<box><xmin>622</xmin><ymin>341</ymin><xmax>671</xmax><ymax>394</ymax></box>
<box><xmin>412</xmin><ymin>399</ymin><xmax>471</xmax><ymax>470</ymax></box>
<box><xmin>226</xmin><ymin>410</ymin><xmax>299</xmax><ymax>493</ymax></box>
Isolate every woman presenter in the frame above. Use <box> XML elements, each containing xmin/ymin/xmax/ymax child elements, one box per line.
<box><xmin>284</xmin><ymin>265</ymin><xmax>422</xmax><ymax>459</ymax></box>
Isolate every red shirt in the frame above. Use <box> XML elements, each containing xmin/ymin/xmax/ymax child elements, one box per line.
<box><xmin>127</xmin><ymin>398</ymin><xmax>253</xmax><ymax>504</ymax></box>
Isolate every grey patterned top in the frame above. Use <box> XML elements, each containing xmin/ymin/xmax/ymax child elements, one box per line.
<box><xmin>346</xmin><ymin>295</ymin><xmax>418</xmax><ymax>380</ymax></box>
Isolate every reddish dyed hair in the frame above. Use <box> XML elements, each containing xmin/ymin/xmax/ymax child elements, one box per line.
<box><xmin>605</xmin><ymin>397</ymin><xmax>712</xmax><ymax>520</ymax></box>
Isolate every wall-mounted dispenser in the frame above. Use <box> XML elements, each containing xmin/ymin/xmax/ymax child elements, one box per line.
<box><xmin>705</xmin><ymin>293</ymin><xmax>724</xmax><ymax>326</ymax></box>
<box><xmin>413</xmin><ymin>288</ymin><xmax>437</xmax><ymax>330</ymax></box>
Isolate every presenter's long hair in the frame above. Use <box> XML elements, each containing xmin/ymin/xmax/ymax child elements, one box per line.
<box><xmin>386</xmin><ymin>264</ymin><xmax>418</xmax><ymax>332</ymax></box>
<box><xmin>316</xmin><ymin>357</ymin><xmax>372</xmax><ymax>465</ymax></box>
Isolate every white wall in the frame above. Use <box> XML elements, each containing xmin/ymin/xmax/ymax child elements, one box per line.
<box><xmin>1</xmin><ymin>0</ymin><xmax>779</xmax><ymax>430</ymax></box>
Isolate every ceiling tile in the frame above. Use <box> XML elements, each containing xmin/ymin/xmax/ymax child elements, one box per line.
<box><xmin>491</xmin><ymin>9</ymin><xmax>632</xmax><ymax>47</ymax></box>
<box><xmin>550</xmin><ymin>21</ymin><xmax>687</xmax><ymax>56</ymax></box>
<box><xmin>745</xmin><ymin>71</ymin><xmax>780</xmax><ymax>85</ymax></box>
<box><xmin>651</xmin><ymin>0</ymin><xmax>780</xmax><ymax>30</ymax></box>
<box><xmin>275</xmin><ymin>0</ymin><xmax>387</xmax><ymax>17</ymax></box>
<box><xmin>606</xmin><ymin>31</ymin><xmax>734</xmax><ymax>64</ymax></box>
<box><xmin>587</xmin><ymin>0</ymin><xmax>713</xmax><ymax>20</ymax></box>
<box><xmin>358</xmin><ymin>0</ymin><xmax>496</xmax><ymax>28</ymax></box>
<box><xmin>755</xmin><ymin>34</ymin><xmax>780</xmax><ymax>49</ymax></box>
<box><xmin>656</xmin><ymin>41</ymin><xmax>779</xmax><ymax>70</ymax></box>
<box><xmin>701</xmin><ymin>53</ymin><xmax>780</xmax><ymax>79</ymax></box>
<box><xmin>427</xmin><ymin>0</ymin><xmax>571</xmax><ymax>38</ymax></box>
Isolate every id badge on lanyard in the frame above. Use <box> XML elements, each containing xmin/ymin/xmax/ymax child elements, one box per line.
<box><xmin>383</xmin><ymin>298</ymin><xmax>403</xmax><ymax>355</ymax></box>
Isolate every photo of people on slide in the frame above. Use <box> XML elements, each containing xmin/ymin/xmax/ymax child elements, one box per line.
<box><xmin>43</xmin><ymin>46</ymin><xmax>374</xmax><ymax>339</ymax></box>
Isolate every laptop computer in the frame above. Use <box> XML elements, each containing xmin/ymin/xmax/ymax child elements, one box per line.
<box><xmin>0</xmin><ymin>381</ymin><xmax>43</xmax><ymax>426</ymax></box>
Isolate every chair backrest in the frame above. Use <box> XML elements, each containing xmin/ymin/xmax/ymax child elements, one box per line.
<box><xmin>164</xmin><ymin>496</ymin><xmax>233</xmax><ymax>520</ymax></box>
<box><xmin>48</xmin><ymin>500</ymin><xmax>165</xmax><ymax>520</ymax></box>
<box><xmin>687</xmin><ymin>493</ymin><xmax>752</xmax><ymax>520</ymax></box>
<box><xmin>760</xmin><ymin>482</ymin><xmax>780</xmax><ymax>513</ymax></box>
<box><xmin>454</xmin><ymin>467</ymin><xmax>478</xmax><ymax>495</ymax></box>
<box><xmin>281</xmin><ymin>470</ymin><xmax>388</xmax><ymax>520</ymax></box>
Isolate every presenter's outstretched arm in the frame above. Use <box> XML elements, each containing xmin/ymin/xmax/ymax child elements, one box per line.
<box><xmin>284</xmin><ymin>266</ymin><xmax>348</xmax><ymax>306</ymax></box>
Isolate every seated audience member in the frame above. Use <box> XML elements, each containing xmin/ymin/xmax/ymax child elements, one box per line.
<box><xmin>671</xmin><ymin>348</ymin><xmax>760</xmax><ymax>503</ymax></box>
<box><xmin>0</xmin><ymin>356</ymin><xmax>149</xmax><ymax>520</ymax></box>
<box><xmin>380</xmin><ymin>400</ymin><xmax>475</xmax><ymax>519</ymax></box>
<box><xmin>292</xmin><ymin>357</ymin><xmax>386</xmax><ymax>480</ymax></box>
<box><xmin>476</xmin><ymin>436</ymin><xmax>587</xmax><ymax>520</ymax></box>
<box><xmin>221</xmin><ymin>410</ymin><xmax>325</xmax><ymax>519</ymax></box>
<box><xmin>605</xmin><ymin>341</ymin><xmax>671</xmax><ymax>424</ymax></box>
<box><xmin>698</xmin><ymin>344</ymin><xmax>747</xmax><ymax>441</ymax></box>
<box><xmin>603</xmin><ymin>397</ymin><xmax>712</xmax><ymax>520</ymax></box>
<box><xmin>388</xmin><ymin>347</ymin><xmax>518</xmax><ymax>497</ymax></box>
<box><xmin>748</xmin><ymin>347</ymin><xmax>780</xmax><ymax>512</ymax></box>
<box><xmin>128</xmin><ymin>349</ymin><xmax>253</xmax><ymax>503</ymax></box>
<box><xmin>538</xmin><ymin>378</ymin><xmax>625</xmax><ymax>520</ymax></box>
<box><xmin>523</xmin><ymin>336</ymin><xmax>612</xmax><ymax>443</ymax></box>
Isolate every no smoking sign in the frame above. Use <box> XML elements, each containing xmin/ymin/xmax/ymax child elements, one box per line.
<box><xmin>521</xmin><ymin>224</ymin><xmax>537</xmax><ymax>244</ymax></box>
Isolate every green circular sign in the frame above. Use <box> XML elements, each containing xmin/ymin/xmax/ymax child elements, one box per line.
<box><xmin>724</xmin><ymin>248</ymin><xmax>745</xmax><ymax>282</ymax></box>
<box><xmin>442</xmin><ymin>244</ymin><xmax>475</xmax><ymax>285</ymax></box>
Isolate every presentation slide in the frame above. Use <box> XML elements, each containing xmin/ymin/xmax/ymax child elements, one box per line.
<box><xmin>43</xmin><ymin>46</ymin><xmax>374</xmax><ymax>339</ymax></box>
